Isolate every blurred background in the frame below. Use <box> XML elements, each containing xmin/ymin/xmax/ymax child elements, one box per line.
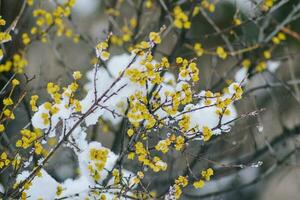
<box><xmin>1</xmin><ymin>0</ymin><xmax>300</xmax><ymax>199</ymax></box>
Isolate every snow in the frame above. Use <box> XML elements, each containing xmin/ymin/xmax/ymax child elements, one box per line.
<box><xmin>182</xmin><ymin>86</ymin><xmax>238</xmax><ymax>138</ymax></box>
<box><xmin>267</xmin><ymin>60</ymin><xmax>281</xmax><ymax>73</ymax></box>
<box><xmin>234</xmin><ymin>61</ymin><xmax>281</xmax><ymax>85</ymax></box>
<box><xmin>224</xmin><ymin>0</ymin><xmax>259</xmax><ymax>17</ymax></box>
<box><xmin>77</xmin><ymin>141</ymin><xmax>118</xmax><ymax>184</ymax></box>
<box><xmin>73</xmin><ymin>0</ymin><xmax>101</xmax><ymax>16</ymax></box>
<box><xmin>235</xmin><ymin>67</ymin><xmax>248</xmax><ymax>85</ymax></box>
<box><xmin>16</xmin><ymin>169</ymin><xmax>59</xmax><ymax>200</ymax></box>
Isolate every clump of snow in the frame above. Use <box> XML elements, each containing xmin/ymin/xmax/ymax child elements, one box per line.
<box><xmin>182</xmin><ymin>84</ymin><xmax>238</xmax><ymax>138</ymax></box>
<box><xmin>234</xmin><ymin>67</ymin><xmax>248</xmax><ymax>85</ymax></box>
<box><xmin>234</xmin><ymin>61</ymin><xmax>281</xmax><ymax>84</ymax></box>
<box><xmin>267</xmin><ymin>60</ymin><xmax>281</xmax><ymax>73</ymax></box>
<box><xmin>77</xmin><ymin>141</ymin><xmax>118</xmax><ymax>184</ymax></box>
<box><xmin>16</xmin><ymin>169</ymin><xmax>59</xmax><ymax>200</ymax></box>
<box><xmin>73</xmin><ymin>0</ymin><xmax>101</xmax><ymax>16</ymax></box>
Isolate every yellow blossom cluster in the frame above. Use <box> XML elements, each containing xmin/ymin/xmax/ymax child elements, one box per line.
<box><xmin>0</xmin><ymin>31</ymin><xmax>12</xmax><ymax>44</ymax></box>
<box><xmin>272</xmin><ymin>32</ymin><xmax>286</xmax><ymax>45</ymax></box>
<box><xmin>22</xmin><ymin>33</ymin><xmax>31</xmax><ymax>45</ymax></box>
<box><xmin>203</xmin><ymin>90</ymin><xmax>218</xmax><ymax>106</ymax></box>
<box><xmin>88</xmin><ymin>148</ymin><xmax>109</xmax><ymax>181</ymax></box>
<box><xmin>112</xmin><ymin>169</ymin><xmax>120</xmax><ymax>185</ymax></box>
<box><xmin>105</xmin><ymin>7</ymin><xmax>120</xmax><ymax>17</ymax></box>
<box><xmin>215</xmin><ymin>97</ymin><xmax>232</xmax><ymax>115</ymax></box>
<box><xmin>0</xmin><ymin>53</ymin><xmax>28</xmax><ymax>74</ymax></box>
<box><xmin>145</xmin><ymin>0</ymin><xmax>154</xmax><ymax>9</ymax></box>
<box><xmin>95</xmin><ymin>41</ymin><xmax>110</xmax><ymax>61</ymax></box>
<box><xmin>110</xmin><ymin>19</ymin><xmax>138</xmax><ymax>46</ymax></box>
<box><xmin>149</xmin><ymin>32</ymin><xmax>161</xmax><ymax>44</ymax></box>
<box><xmin>193</xmin><ymin>168</ymin><xmax>214</xmax><ymax>189</ymax></box>
<box><xmin>30</xmin><ymin>95</ymin><xmax>39</xmax><ymax>112</ymax></box>
<box><xmin>173</xmin><ymin>6</ymin><xmax>191</xmax><ymax>29</ymax></box>
<box><xmin>36</xmin><ymin>73</ymin><xmax>82</xmax><ymax>126</ymax></box>
<box><xmin>0</xmin><ymin>17</ymin><xmax>11</xmax><ymax>54</ymax></box>
<box><xmin>26</xmin><ymin>0</ymin><xmax>34</xmax><ymax>6</ymax></box>
<box><xmin>0</xmin><ymin>79</ymin><xmax>20</xmax><ymax>127</ymax></box>
<box><xmin>202</xmin><ymin>126</ymin><xmax>213</xmax><ymax>141</ymax></box>
<box><xmin>132</xmin><ymin>171</ymin><xmax>145</xmax><ymax>185</ymax></box>
<box><xmin>201</xmin><ymin>0</ymin><xmax>216</xmax><ymax>13</ymax></box>
<box><xmin>127</xmin><ymin>91</ymin><xmax>156</xmax><ymax>128</ymax></box>
<box><xmin>261</xmin><ymin>0</ymin><xmax>274</xmax><ymax>11</ymax></box>
<box><xmin>155</xmin><ymin>134</ymin><xmax>185</xmax><ymax>153</ymax></box>
<box><xmin>177</xmin><ymin>58</ymin><xmax>199</xmax><ymax>82</ymax></box>
<box><xmin>0</xmin><ymin>152</ymin><xmax>10</xmax><ymax>169</ymax></box>
<box><xmin>254</xmin><ymin>50</ymin><xmax>272</xmax><ymax>72</ymax></box>
<box><xmin>126</xmin><ymin>54</ymin><xmax>169</xmax><ymax>86</ymax></box>
<box><xmin>178</xmin><ymin>115</ymin><xmax>191</xmax><ymax>132</ymax></box>
<box><xmin>193</xmin><ymin>43</ymin><xmax>204</xmax><ymax>57</ymax></box>
<box><xmin>30</xmin><ymin>0</ymin><xmax>78</xmax><ymax>43</ymax></box>
<box><xmin>161</xmin><ymin>83</ymin><xmax>192</xmax><ymax>116</ymax></box>
<box><xmin>134</xmin><ymin>142</ymin><xmax>167</xmax><ymax>172</ymax></box>
<box><xmin>172</xmin><ymin>176</ymin><xmax>189</xmax><ymax>199</ymax></box>
<box><xmin>178</xmin><ymin>83</ymin><xmax>193</xmax><ymax>105</ymax></box>
<box><xmin>255</xmin><ymin>61</ymin><xmax>267</xmax><ymax>72</ymax></box>
<box><xmin>13</xmin><ymin>54</ymin><xmax>28</xmax><ymax>73</ymax></box>
<box><xmin>231</xmin><ymin>83</ymin><xmax>243</xmax><ymax>100</ymax></box>
<box><xmin>16</xmin><ymin>129</ymin><xmax>42</xmax><ymax>152</ymax></box>
<box><xmin>56</xmin><ymin>185</ymin><xmax>64</xmax><ymax>197</ymax></box>
<box><xmin>216</xmin><ymin>46</ymin><xmax>227</xmax><ymax>59</ymax></box>
<box><xmin>242</xmin><ymin>59</ymin><xmax>251</xmax><ymax>69</ymax></box>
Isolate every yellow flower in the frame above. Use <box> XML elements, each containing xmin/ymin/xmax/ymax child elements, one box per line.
<box><xmin>233</xmin><ymin>18</ymin><xmax>241</xmax><ymax>26</ymax></box>
<box><xmin>194</xmin><ymin>43</ymin><xmax>204</xmax><ymax>56</ymax></box>
<box><xmin>145</xmin><ymin>0</ymin><xmax>153</xmax><ymax>8</ymax></box>
<box><xmin>272</xmin><ymin>36</ymin><xmax>280</xmax><ymax>44</ymax></box>
<box><xmin>216</xmin><ymin>47</ymin><xmax>227</xmax><ymax>59</ymax></box>
<box><xmin>127</xmin><ymin>152</ymin><xmax>135</xmax><ymax>160</ymax></box>
<box><xmin>0</xmin><ymin>17</ymin><xmax>6</xmax><ymax>26</ymax></box>
<box><xmin>149</xmin><ymin>32</ymin><xmax>161</xmax><ymax>44</ymax></box>
<box><xmin>4</xmin><ymin>109</ymin><xmax>15</xmax><ymax>119</ymax></box>
<box><xmin>193</xmin><ymin>179</ymin><xmax>205</xmax><ymax>189</ymax></box>
<box><xmin>73</xmin><ymin>71</ymin><xmax>82</xmax><ymax>80</ymax></box>
<box><xmin>34</xmin><ymin>142</ymin><xmax>43</xmax><ymax>155</ymax></box>
<box><xmin>12</xmin><ymin>79</ymin><xmax>20</xmax><ymax>86</ymax></box>
<box><xmin>173</xmin><ymin>6</ymin><xmax>191</xmax><ymax>29</ymax></box>
<box><xmin>100</xmin><ymin>51</ymin><xmax>110</xmax><ymax>61</ymax></box>
<box><xmin>256</xmin><ymin>61</ymin><xmax>267</xmax><ymax>72</ymax></box>
<box><xmin>201</xmin><ymin>168</ymin><xmax>214</xmax><ymax>181</ymax></box>
<box><xmin>22</xmin><ymin>33</ymin><xmax>31</xmax><ymax>45</ymax></box>
<box><xmin>0</xmin><ymin>32</ymin><xmax>12</xmax><ymax>43</ymax></box>
<box><xmin>27</xmin><ymin>0</ymin><xmax>34</xmax><ymax>6</ymax></box>
<box><xmin>175</xmin><ymin>176</ymin><xmax>188</xmax><ymax>187</ymax></box>
<box><xmin>127</xmin><ymin>129</ymin><xmax>134</xmax><ymax>137</ymax></box>
<box><xmin>242</xmin><ymin>59</ymin><xmax>251</xmax><ymax>68</ymax></box>
<box><xmin>130</xmin><ymin>18</ymin><xmax>137</xmax><ymax>28</ymax></box>
<box><xmin>202</xmin><ymin>0</ymin><xmax>215</xmax><ymax>13</ymax></box>
<box><xmin>0</xmin><ymin>152</ymin><xmax>10</xmax><ymax>169</ymax></box>
<box><xmin>263</xmin><ymin>50</ymin><xmax>271</xmax><ymax>59</ymax></box>
<box><xmin>202</xmin><ymin>126</ymin><xmax>212</xmax><ymax>142</ymax></box>
<box><xmin>56</xmin><ymin>185</ymin><xmax>63</xmax><ymax>196</ymax></box>
<box><xmin>0</xmin><ymin>124</ymin><xmax>5</xmax><ymax>132</ymax></box>
<box><xmin>278</xmin><ymin>32</ymin><xmax>286</xmax><ymax>40</ymax></box>
<box><xmin>192</xmin><ymin>6</ymin><xmax>200</xmax><ymax>16</ymax></box>
<box><xmin>176</xmin><ymin>57</ymin><xmax>183</xmax><ymax>64</ymax></box>
<box><xmin>3</xmin><ymin>98</ymin><xmax>13</xmax><ymax>106</ymax></box>
<box><xmin>30</xmin><ymin>95</ymin><xmax>39</xmax><ymax>112</ymax></box>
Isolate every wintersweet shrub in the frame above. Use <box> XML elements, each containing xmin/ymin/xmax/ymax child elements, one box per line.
<box><xmin>0</xmin><ymin>0</ymin><xmax>299</xmax><ymax>199</ymax></box>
